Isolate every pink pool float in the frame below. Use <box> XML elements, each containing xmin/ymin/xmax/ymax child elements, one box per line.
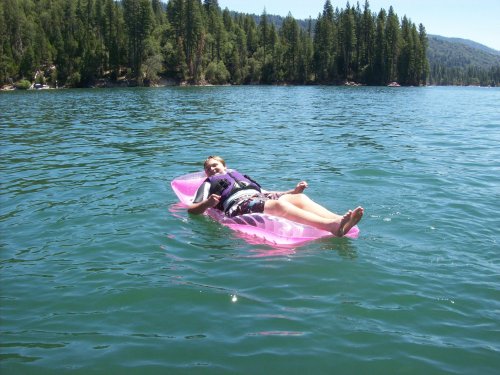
<box><xmin>171</xmin><ymin>172</ymin><xmax>359</xmax><ymax>246</ymax></box>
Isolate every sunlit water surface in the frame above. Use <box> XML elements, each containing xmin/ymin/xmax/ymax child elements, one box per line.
<box><xmin>1</xmin><ymin>86</ymin><xmax>499</xmax><ymax>374</ymax></box>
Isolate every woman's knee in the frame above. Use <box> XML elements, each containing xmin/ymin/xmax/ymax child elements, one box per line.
<box><xmin>264</xmin><ymin>199</ymin><xmax>288</xmax><ymax>215</ymax></box>
<box><xmin>281</xmin><ymin>193</ymin><xmax>311</xmax><ymax>207</ymax></box>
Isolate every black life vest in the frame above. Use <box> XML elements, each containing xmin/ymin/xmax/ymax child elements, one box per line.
<box><xmin>206</xmin><ymin>170</ymin><xmax>261</xmax><ymax>211</ymax></box>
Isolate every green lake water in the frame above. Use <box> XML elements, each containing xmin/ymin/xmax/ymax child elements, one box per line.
<box><xmin>1</xmin><ymin>86</ymin><xmax>499</xmax><ymax>374</ymax></box>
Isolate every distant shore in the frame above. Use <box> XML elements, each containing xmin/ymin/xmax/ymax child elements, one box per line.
<box><xmin>2</xmin><ymin>79</ymin><xmax>495</xmax><ymax>91</ymax></box>
<box><xmin>0</xmin><ymin>77</ymin><xmax>182</xmax><ymax>91</ymax></box>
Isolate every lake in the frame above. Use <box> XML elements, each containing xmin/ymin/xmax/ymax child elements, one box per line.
<box><xmin>1</xmin><ymin>86</ymin><xmax>499</xmax><ymax>374</ymax></box>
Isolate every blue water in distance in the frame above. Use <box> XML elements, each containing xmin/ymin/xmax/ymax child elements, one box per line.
<box><xmin>1</xmin><ymin>86</ymin><xmax>499</xmax><ymax>374</ymax></box>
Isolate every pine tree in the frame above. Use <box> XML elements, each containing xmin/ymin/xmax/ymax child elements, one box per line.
<box><xmin>227</xmin><ymin>24</ymin><xmax>248</xmax><ymax>84</ymax></box>
<box><xmin>184</xmin><ymin>0</ymin><xmax>205</xmax><ymax>82</ymax></box>
<box><xmin>398</xmin><ymin>16</ymin><xmax>411</xmax><ymax>84</ymax></box>
<box><xmin>373</xmin><ymin>8</ymin><xmax>386</xmax><ymax>84</ymax></box>
<box><xmin>313</xmin><ymin>0</ymin><xmax>337</xmax><ymax>82</ymax></box>
<box><xmin>418</xmin><ymin>23</ymin><xmax>429</xmax><ymax>85</ymax></box>
<box><xmin>338</xmin><ymin>3</ymin><xmax>357</xmax><ymax>81</ymax></box>
<box><xmin>259</xmin><ymin>10</ymin><xmax>273</xmax><ymax>83</ymax></box>
<box><xmin>280</xmin><ymin>12</ymin><xmax>300</xmax><ymax>82</ymax></box>
<box><xmin>385</xmin><ymin>6</ymin><xmax>400</xmax><ymax>83</ymax></box>
<box><xmin>123</xmin><ymin>0</ymin><xmax>153</xmax><ymax>82</ymax></box>
<box><xmin>359</xmin><ymin>0</ymin><xmax>375</xmax><ymax>83</ymax></box>
<box><xmin>152</xmin><ymin>0</ymin><xmax>166</xmax><ymax>26</ymax></box>
<box><xmin>0</xmin><ymin>1</ymin><xmax>13</xmax><ymax>83</ymax></box>
<box><xmin>298</xmin><ymin>18</ymin><xmax>314</xmax><ymax>83</ymax></box>
<box><xmin>259</xmin><ymin>9</ymin><xmax>270</xmax><ymax>60</ymax></box>
<box><xmin>204</xmin><ymin>0</ymin><xmax>225</xmax><ymax>62</ymax></box>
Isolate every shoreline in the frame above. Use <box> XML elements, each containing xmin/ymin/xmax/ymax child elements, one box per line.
<box><xmin>1</xmin><ymin>79</ymin><xmax>496</xmax><ymax>91</ymax></box>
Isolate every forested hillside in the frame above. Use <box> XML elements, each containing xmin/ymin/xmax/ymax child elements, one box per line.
<box><xmin>0</xmin><ymin>0</ymin><xmax>430</xmax><ymax>88</ymax></box>
<box><xmin>427</xmin><ymin>35</ymin><xmax>500</xmax><ymax>86</ymax></box>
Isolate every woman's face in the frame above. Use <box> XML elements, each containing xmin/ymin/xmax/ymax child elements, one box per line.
<box><xmin>204</xmin><ymin>158</ymin><xmax>226</xmax><ymax>176</ymax></box>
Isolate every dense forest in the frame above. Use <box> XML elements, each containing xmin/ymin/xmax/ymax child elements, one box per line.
<box><xmin>0</xmin><ymin>0</ymin><xmax>495</xmax><ymax>88</ymax></box>
<box><xmin>0</xmin><ymin>0</ymin><xmax>431</xmax><ymax>87</ymax></box>
<box><xmin>427</xmin><ymin>35</ymin><xmax>500</xmax><ymax>86</ymax></box>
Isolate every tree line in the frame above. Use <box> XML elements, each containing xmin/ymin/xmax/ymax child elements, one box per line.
<box><xmin>429</xmin><ymin>64</ymin><xmax>500</xmax><ymax>86</ymax></box>
<box><xmin>426</xmin><ymin>36</ymin><xmax>500</xmax><ymax>86</ymax></box>
<box><xmin>1</xmin><ymin>0</ymin><xmax>430</xmax><ymax>87</ymax></box>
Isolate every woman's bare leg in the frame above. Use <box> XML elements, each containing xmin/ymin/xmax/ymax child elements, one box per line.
<box><xmin>264</xmin><ymin>198</ymin><xmax>364</xmax><ymax>236</ymax></box>
<box><xmin>279</xmin><ymin>193</ymin><xmax>341</xmax><ymax>220</ymax></box>
<box><xmin>264</xmin><ymin>199</ymin><xmax>333</xmax><ymax>231</ymax></box>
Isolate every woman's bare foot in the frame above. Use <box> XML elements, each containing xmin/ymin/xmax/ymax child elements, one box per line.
<box><xmin>335</xmin><ymin>206</ymin><xmax>364</xmax><ymax>237</ymax></box>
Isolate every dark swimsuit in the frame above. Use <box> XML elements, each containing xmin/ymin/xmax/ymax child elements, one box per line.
<box><xmin>193</xmin><ymin>181</ymin><xmax>284</xmax><ymax>217</ymax></box>
<box><xmin>225</xmin><ymin>191</ymin><xmax>284</xmax><ymax>217</ymax></box>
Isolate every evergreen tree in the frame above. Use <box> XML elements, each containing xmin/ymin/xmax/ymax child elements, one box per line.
<box><xmin>243</xmin><ymin>15</ymin><xmax>258</xmax><ymax>56</ymax></box>
<box><xmin>298</xmin><ymin>18</ymin><xmax>314</xmax><ymax>83</ymax></box>
<box><xmin>222</xmin><ymin>7</ymin><xmax>233</xmax><ymax>32</ymax></box>
<box><xmin>398</xmin><ymin>16</ymin><xmax>412</xmax><ymax>85</ymax></box>
<box><xmin>259</xmin><ymin>10</ymin><xmax>273</xmax><ymax>83</ymax></box>
<box><xmin>166</xmin><ymin>0</ymin><xmax>189</xmax><ymax>80</ymax></box>
<box><xmin>418</xmin><ymin>23</ymin><xmax>429</xmax><ymax>84</ymax></box>
<box><xmin>259</xmin><ymin>9</ymin><xmax>270</xmax><ymax>60</ymax></box>
<box><xmin>313</xmin><ymin>0</ymin><xmax>337</xmax><ymax>82</ymax></box>
<box><xmin>123</xmin><ymin>0</ymin><xmax>153</xmax><ymax>82</ymax></box>
<box><xmin>338</xmin><ymin>3</ymin><xmax>357</xmax><ymax>80</ymax></box>
<box><xmin>58</xmin><ymin>0</ymin><xmax>82</xmax><ymax>85</ymax></box>
<box><xmin>227</xmin><ymin>24</ymin><xmax>248</xmax><ymax>84</ymax></box>
<box><xmin>102</xmin><ymin>0</ymin><xmax>123</xmax><ymax>79</ymax></box>
<box><xmin>373</xmin><ymin>8</ymin><xmax>386</xmax><ymax>84</ymax></box>
<box><xmin>184</xmin><ymin>0</ymin><xmax>205</xmax><ymax>82</ymax></box>
<box><xmin>385</xmin><ymin>6</ymin><xmax>400</xmax><ymax>83</ymax></box>
<box><xmin>143</xmin><ymin>2</ymin><xmax>167</xmax><ymax>85</ymax></box>
<box><xmin>359</xmin><ymin>0</ymin><xmax>375</xmax><ymax>83</ymax></box>
<box><xmin>280</xmin><ymin>13</ymin><xmax>300</xmax><ymax>82</ymax></box>
<box><xmin>0</xmin><ymin>1</ymin><xmax>15</xmax><ymax>83</ymax></box>
<box><xmin>204</xmin><ymin>0</ymin><xmax>226</xmax><ymax>63</ymax></box>
<box><xmin>152</xmin><ymin>0</ymin><xmax>166</xmax><ymax>26</ymax></box>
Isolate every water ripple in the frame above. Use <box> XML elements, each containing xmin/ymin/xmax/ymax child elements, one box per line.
<box><xmin>1</xmin><ymin>87</ymin><xmax>499</xmax><ymax>373</ymax></box>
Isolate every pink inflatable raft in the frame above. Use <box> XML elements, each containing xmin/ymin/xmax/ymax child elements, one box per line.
<box><xmin>171</xmin><ymin>172</ymin><xmax>359</xmax><ymax>246</ymax></box>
